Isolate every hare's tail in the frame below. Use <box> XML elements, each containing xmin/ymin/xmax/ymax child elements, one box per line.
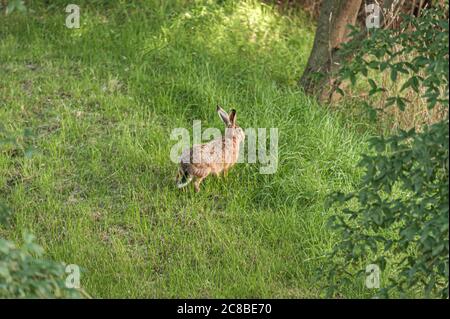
<box><xmin>176</xmin><ymin>167</ymin><xmax>193</xmax><ymax>188</ymax></box>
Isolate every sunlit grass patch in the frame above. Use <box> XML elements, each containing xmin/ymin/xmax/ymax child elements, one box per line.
<box><xmin>0</xmin><ymin>0</ymin><xmax>372</xmax><ymax>298</ymax></box>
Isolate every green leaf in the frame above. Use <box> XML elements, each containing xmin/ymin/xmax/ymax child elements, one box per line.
<box><xmin>368</xmin><ymin>79</ymin><xmax>377</xmax><ymax>90</ymax></box>
<box><xmin>390</xmin><ymin>68</ymin><xmax>398</xmax><ymax>82</ymax></box>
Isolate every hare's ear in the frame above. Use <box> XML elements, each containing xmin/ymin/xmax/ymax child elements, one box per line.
<box><xmin>217</xmin><ymin>105</ymin><xmax>230</xmax><ymax>126</ymax></box>
<box><xmin>229</xmin><ymin>109</ymin><xmax>236</xmax><ymax>126</ymax></box>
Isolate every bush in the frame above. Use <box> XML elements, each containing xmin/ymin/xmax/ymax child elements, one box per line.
<box><xmin>325</xmin><ymin>1</ymin><xmax>449</xmax><ymax>298</ymax></box>
<box><xmin>0</xmin><ymin>234</ymin><xmax>82</xmax><ymax>298</ymax></box>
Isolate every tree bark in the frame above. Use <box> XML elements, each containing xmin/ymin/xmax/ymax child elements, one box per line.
<box><xmin>299</xmin><ymin>0</ymin><xmax>363</xmax><ymax>101</ymax></box>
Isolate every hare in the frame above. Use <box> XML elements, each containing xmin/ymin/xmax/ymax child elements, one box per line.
<box><xmin>176</xmin><ymin>106</ymin><xmax>245</xmax><ymax>192</ymax></box>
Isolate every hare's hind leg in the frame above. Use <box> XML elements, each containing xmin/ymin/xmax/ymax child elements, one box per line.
<box><xmin>223</xmin><ymin>166</ymin><xmax>230</xmax><ymax>178</ymax></box>
<box><xmin>193</xmin><ymin>176</ymin><xmax>205</xmax><ymax>193</ymax></box>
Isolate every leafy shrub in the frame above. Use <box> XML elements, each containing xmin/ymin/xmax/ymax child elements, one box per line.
<box><xmin>0</xmin><ymin>234</ymin><xmax>82</xmax><ymax>298</ymax></box>
<box><xmin>1</xmin><ymin>0</ymin><xmax>27</xmax><ymax>15</ymax></box>
<box><xmin>325</xmin><ymin>2</ymin><xmax>449</xmax><ymax>298</ymax></box>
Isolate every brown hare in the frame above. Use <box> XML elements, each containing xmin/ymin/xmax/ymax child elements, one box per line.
<box><xmin>176</xmin><ymin>106</ymin><xmax>245</xmax><ymax>192</ymax></box>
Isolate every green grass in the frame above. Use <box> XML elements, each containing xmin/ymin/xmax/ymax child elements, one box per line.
<box><xmin>1</xmin><ymin>0</ymin><xmax>371</xmax><ymax>298</ymax></box>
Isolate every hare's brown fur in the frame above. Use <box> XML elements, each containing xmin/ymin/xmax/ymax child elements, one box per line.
<box><xmin>176</xmin><ymin>106</ymin><xmax>245</xmax><ymax>192</ymax></box>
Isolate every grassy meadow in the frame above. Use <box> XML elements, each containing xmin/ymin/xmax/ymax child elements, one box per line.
<box><xmin>0</xmin><ymin>0</ymin><xmax>373</xmax><ymax>298</ymax></box>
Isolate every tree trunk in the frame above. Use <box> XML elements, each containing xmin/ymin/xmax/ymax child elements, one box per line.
<box><xmin>299</xmin><ymin>0</ymin><xmax>363</xmax><ymax>101</ymax></box>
